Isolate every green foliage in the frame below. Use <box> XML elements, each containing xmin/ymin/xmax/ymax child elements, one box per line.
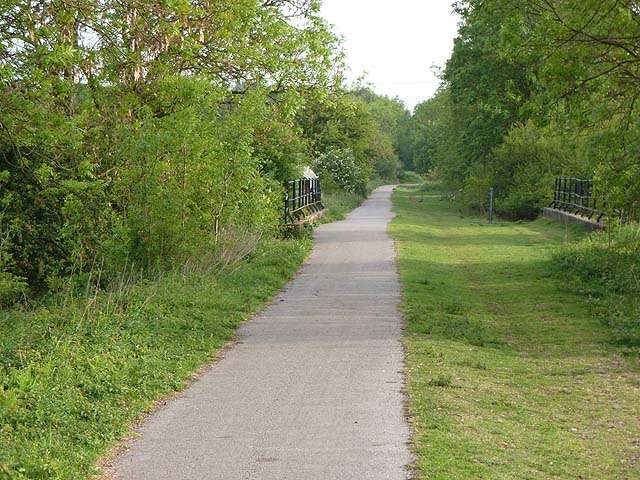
<box><xmin>391</xmin><ymin>185</ymin><xmax>640</xmax><ymax>479</ymax></box>
<box><xmin>355</xmin><ymin>88</ymin><xmax>412</xmax><ymax>173</ymax></box>
<box><xmin>459</xmin><ymin>175</ymin><xmax>491</xmax><ymax>215</ymax></box>
<box><xmin>0</xmin><ymin>272</ymin><xmax>27</xmax><ymax>308</ymax></box>
<box><xmin>0</xmin><ymin>0</ymin><xmax>345</xmax><ymax>296</ymax></box>
<box><xmin>554</xmin><ymin>225</ymin><xmax>640</xmax><ymax>346</ymax></box>
<box><xmin>0</xmin><ymin>238</ymin><xmax>311</xmax><ymax>479</ymax></box>
<box><xmin>397</xmin><ymin>170</ymin><xmax>423</xmax><ymax>184</ymax></box>
<box><xmin>411</xmin><ymin>0</ymin><xmax>640</xmax><ymax>221</ymax></box>
<box><xmin>298</xmin><ymin>88</ymin><xmax>410</xmax><ymax>182</ymax></box>
<box><xmin>495</xmin><ymin>191</ymin><xmax>543</xmax><ymax>221</ymax></box>
<box><xmin>411</xmin><ymin>89</ymin><xmax>464</xmax><ymax>191</ymax></box>
<box><xmin>297</xmin><ymin>92</ymin><xmax>376</xmax><ymax>180</ymax></box>
<box><xmin>253</xmin><ymin>120</ymin><xmax>308</xmax><ymax>184</ymax></box>
<box><xmin>443</xmin><ymin>0</ymin><xmax>531</xmax><ymax>175</ymax></box>
<box><xmin>488</xmin><ymin>121</ymin><xmax>584</xmax><ymax>220</ymax></box>
<box><xmin>314</xmin><ymin>147</ymin><xmax>367</xmax><ymax>196</ymax></box>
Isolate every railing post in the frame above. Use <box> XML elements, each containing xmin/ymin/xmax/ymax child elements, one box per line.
<box><xmin>577</xmin><ymin>179</ymin><xmax>582</xmax><ymax>214</ymax></box>
<box><xmin>585</xmin><ymin>179</ymin><xmax>590</xmax><ymax>210</ymax></box>
<box><xmin>284</xmin><ymin>191</ymin><xmax>289</xmax><ymax>224</ymax></box>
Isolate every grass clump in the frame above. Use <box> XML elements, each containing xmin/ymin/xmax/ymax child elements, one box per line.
<box><xmin>391</xmin><ymin>185</ymin><xmax>640</xmax><ymax>480</ymax></box>
<box><xmin>0</xmin><ymin>238</ymin><xmax>310</xmax><ymax>479</ymax></box>
<box><xmin>320</xmin><ymin>190</ymin><xmax>366</xmax><ymax>223</ymax></box>
<box><xmin>554</xmin><ymin>223</ymin><xmax>640</xmax><ymax>348</ymax></box>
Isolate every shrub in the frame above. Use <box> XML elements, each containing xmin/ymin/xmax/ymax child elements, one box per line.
<box><xmin>373</xmin><ymin>151</ymin><xmax>400</xmax><ymax>181</ymax></box>
<box><xmin>398</xmin><ymin>170</ymin><xmax>423</xmax><ymax>184</ymax></box>
<box><xmin>460</xmin><ymin>176</ymin><xmax>491</xmax><ymax>214</ymax></box>
<box><xmin>0</xmin><ymin>271</ymin><xmax>27</xmax><ymax>307</ymax></box>
<box><xmin>496</xmin><ymin>191</ymin><xmax>544</xmax><ymax>221</ymax></box>
<box><xmin>314</xmin><ymin>147</ymin><xmax>367</xmax><ymax>196</ymax></box>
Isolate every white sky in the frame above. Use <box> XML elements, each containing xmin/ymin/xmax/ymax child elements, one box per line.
<box><xmin>319</xmin><ymin>0</ymin><xmax>460</xmax><ymax>112</ymax></box>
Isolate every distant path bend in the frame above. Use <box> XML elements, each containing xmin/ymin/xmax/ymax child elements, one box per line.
<box><xmin>113</xmin><ymin>185</ymin><xmax>412</xmax><ymax>480</ymax></box>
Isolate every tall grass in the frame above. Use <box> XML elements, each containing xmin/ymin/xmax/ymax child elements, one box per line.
<box><xmin>0</xmin><ymin>238</ymin><xmax>311</xmax><ymax>479</ymax></box>
<box><xmin>554</xmin><ymin>223</ymin><xmax>640</xmax><ymax>347</ymax></box>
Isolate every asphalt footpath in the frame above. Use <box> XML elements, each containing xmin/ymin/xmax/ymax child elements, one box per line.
<box><xmin>112</xmin><ymin>185</ymin><xmax>412</xmax><ymax>480</ymax></box>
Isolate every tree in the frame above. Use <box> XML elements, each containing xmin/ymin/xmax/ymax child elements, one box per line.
<box><xmin>0</xmin><ymin>0</ymin><xmax>345</xmax><ymax>295</ymax></box>
<box><xmin>412</xmin><ymin>89</ymin><xmax>456</xmax><ymax>177</ymax></box>
<box><xmin>443</xmin><ymin>0</ymin><xmax>532</xmax><ymax>177</ymax></box>
<box><xmin>511</xmin><ymin>0</ymin><xmax>640</xmax><ymax>208</ymax></box>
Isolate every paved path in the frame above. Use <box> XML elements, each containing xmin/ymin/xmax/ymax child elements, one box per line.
<box><xmin>112</xmin><ymin>185</ymin><xmax>412</xmax><ymax>480</ymax></box>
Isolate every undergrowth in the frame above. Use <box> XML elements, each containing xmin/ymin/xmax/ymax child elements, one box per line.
<box><xmin>554</xmin><ymin>223</ymin><xmax>640</xmax><ymax>348</ymax></box>
<box><xmin>0</xmin><ymin>238</ymin><xmax>310</xmax><ymax>479</ymax></box>
<box><xmin>397</xmin><ymin>170</ymin><xmax>423</xmax><ymax>184</ymax></box>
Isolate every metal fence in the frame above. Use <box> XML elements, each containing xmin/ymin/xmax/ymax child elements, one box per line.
<box><xmin>549</xmin><ymin>177</ymin><xmax>606</xmax><ymax>222</ymax></box>
<box><xmin>284</xmin><ymin>178</ymin><xmax>324</xmax><ymax>224</ymax></box>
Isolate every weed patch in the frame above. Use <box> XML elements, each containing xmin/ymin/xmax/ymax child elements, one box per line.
<box><xmin>0</xmin><ymin>239</ymin><xmax>310</xmax><ymax>479</ymax></box>
<box><xmin>553</xmin><ymin>224</ymin><xmax>640</xmax><ymax>348</ymax></box>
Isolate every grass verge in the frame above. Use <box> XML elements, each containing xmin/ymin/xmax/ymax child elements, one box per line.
<box><xmin>320</xmin><ymin>180</ymin><xmax>387</xmax><ymax>223</ymax></box>
<box><xmin>320</xmin><ymin>190</ymin><xmax>365</xmax><ymax>223</ymax></box>
<box><xmin>390</xmin><ymin>185</ymin><xmax>640</xmax><ymax>479</ymax></box>
<box><xmin>0</xmin><ymin>238</ymin><xmax>310</xmax><ymax>479</ymax></box>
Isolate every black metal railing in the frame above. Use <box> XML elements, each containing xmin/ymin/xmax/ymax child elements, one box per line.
<box><xmin>549</xmin><ymin>177</ymin><xmax>606</xmax><ymax>222</ymax></box>
<box><xmin>284</xmin><ymin>178</ymin><xmax>325</xmax><ymax>224</ymax></box>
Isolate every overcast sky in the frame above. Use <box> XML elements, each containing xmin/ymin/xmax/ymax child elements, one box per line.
<box><xmin>319</xmin><ymin>0</ymin><xmax>460</xmax><ymax>112</ymax></box>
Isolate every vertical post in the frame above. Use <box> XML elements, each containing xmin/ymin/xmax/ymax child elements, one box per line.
<box><xmin>284</xmin><ymin>181</ymin><xmax>290</xmax><ymax>224</ymax></box>
<box><xmin>284</xmin><ymin>191</ymin><xmax>289</xmax><ymax>224</ymax></box>
<box><xmin>489</xmin><ymin>187</ymin><xmax>494</xmax><ymax>224</ymax></box>
<box><xmin>307</xmin><ymin>179</ymin><xmax>310</xmax><ymax>206</ymax></box>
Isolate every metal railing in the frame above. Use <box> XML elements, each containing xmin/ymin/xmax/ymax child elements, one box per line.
<box><xmin>549</xmin><ymin>177</ymin><xmax>606</xmax><ymax>222</ymax></box>
<box><xmin>284</xmin><ymin>178</ymin><xmax>325</xmax><ymax>224</ymax></box>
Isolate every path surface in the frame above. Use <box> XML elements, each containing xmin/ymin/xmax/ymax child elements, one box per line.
<box><xmin>112</xmin><ymin>185</ymin><xmax>412</xmax><ymax>480</ymax></box>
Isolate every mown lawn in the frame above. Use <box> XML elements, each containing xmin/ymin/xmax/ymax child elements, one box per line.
<box><xmin>390</xmin><ymin>185</ymin><xmax>640</xmax><ymax>479</ymax></box>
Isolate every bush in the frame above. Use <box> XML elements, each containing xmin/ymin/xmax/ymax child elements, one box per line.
<box><xmin>460</xmin><ymin>176</ymin><xmax>491</xmax><ymax>214</ymax></box>
<box><xmin>496</xmin><ymin>191</ymin><xmax>544</xmax><ymax>221</ymax></box>
<box><xmin>0</xmin><ymin>271</ymin><xmax>27</xmax><ymax>307</ymax></box>
<box><xmin>314</xmin><ymin>147</ymin><xmax>367</xmax><ymax>196</ymax></box>
<box><xmin>373</xmin><ymin>152</ymin><xmax>400</xmax><ymax>181</ymax></box>
<box><xmin>398</xmin><ymin>170</ymin><xmax>423</xmax><ymax>184</ymax></box>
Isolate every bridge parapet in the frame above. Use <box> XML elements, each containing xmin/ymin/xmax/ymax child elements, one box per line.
<box><xmin>284</xmin><ymin>178</ymin><xmax>327</xmax><ymax>225</ymax></box>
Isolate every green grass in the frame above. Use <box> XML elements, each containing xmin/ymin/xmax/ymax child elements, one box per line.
<box><xmin>320</xmin><ymin>179</ymin><xmax>387</xmax><ymax>223</ymax></box>
<box><xmin>554</xmin><ymin>224</ymin><xmax>640</xmax><ymax>348</ymax></box>
<box><xmin>0</xmin><ymin>239</ymin><xmax>310</xmax><ymax>479</ymax></box>
<box><xmin>320</xmin><ymin>190</ymin><xmax>365</xmax><ymax>223</ymax></box>
<box><xmin>398</xmin><ymin>170</ymin><xmax>424</xmax><ymax>184</ymax></box>
<box><xmin>390</xmin><ymin>185</ymin><xmax>640</xmax><ymax>479</ymax></box>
